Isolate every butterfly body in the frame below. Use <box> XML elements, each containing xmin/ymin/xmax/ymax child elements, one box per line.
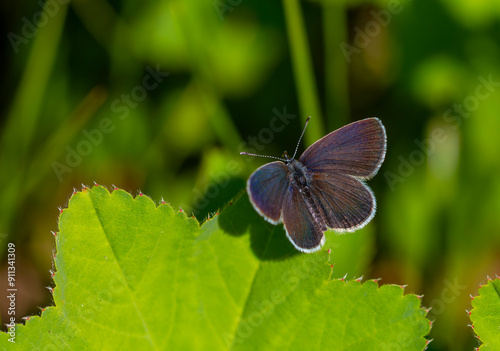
<box><xmin>243</xmin><ymin>118</ymin><xmax>386</xmax><ymax>253</ymax></box>
<box><xmin>287</xmin><ymin>159</ymin><xmax>329</xmax><ymax>233</ymax></box>
<box><xmin>288</xmin><ymin>159</ymin><xmax>310</xmax><ymax>191</ymax></box>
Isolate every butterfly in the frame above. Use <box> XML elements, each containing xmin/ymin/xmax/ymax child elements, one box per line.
<box><xmin>241</xmin><ymin>117</ymin><xmax>386</xmax><ymax>253</ymax></box>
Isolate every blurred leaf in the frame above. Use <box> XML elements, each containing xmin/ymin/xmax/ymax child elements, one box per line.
<box><xmin>162</xmin><ymin>87</ymin><xmax>213</xmax><ymax>155</ymax></box>
<box><xmin>130</xmin><ymin>0</ymin><xmax>282</xmax><ymax>97</ymax></box>
<box><xmin>470</xmin><ymin>278</ymin><xmax>500</xmax><ymax>350</ymax></box>
<box><xmin>466</xmin><ymin>81</ymin><xmax>500</xmax><ymax>175</ymax></box>
<box><xmin>439</xmin><ymin>0</ymin><xmax>500</xmax><ymax>27</ymax></box>
<box><xmin>0</xmin><ymin>186</ymin><xmax>429</xmax><ymax>349</ymax></box>
<box><xmin>210</xmin><ymin>21</ymin><xmax>283</xmax><ymax>98</ymax></box>
<box><xmin>383</xmin><ymin>171</ymin><xmax>438</xmax><ymax>273</ymax></box>
<box><xmin>27</xmin><ymin>86</ymin><xmax>108</xmax><ymax>190</ymax></box>
<box><xmin>411</xmin><ymin>55</ymin><xmax>468</xmax><ymax>109</ymax></box>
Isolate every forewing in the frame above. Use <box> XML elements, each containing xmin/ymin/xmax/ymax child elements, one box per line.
<box><xmin>247</xmin><ymin>161</ymin><xmax>290</xmax><ymax>224</ymax></box>
<box><xmin>299</xmin><ymin>118</ymin><xmax>386</xmax><ymax>179</ymax></box>
<box><xmin>282</xmin><ymin>186</ymin><xmax>326</xmax><ymax>253</ymax></box>
<box><xmin>310</xmin><ymin>171</ymin><xmax>376</xmax><ymax>232</ymax></box>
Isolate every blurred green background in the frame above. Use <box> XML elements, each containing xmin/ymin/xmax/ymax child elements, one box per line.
<box><xmin>2</xmin><ymin>0</ymin><xmax>500</xmax><ymax>349</ymax></box>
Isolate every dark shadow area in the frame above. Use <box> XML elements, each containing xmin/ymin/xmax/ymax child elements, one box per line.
<box><xmin>193</xmin><ymin>177</ymin><xmax>246</xmax><ymax>221</ymax></box>
<box><xmin>218</xmin><ymin>191</ymin><xmax>299</xmax><ymax>261</ymax></box>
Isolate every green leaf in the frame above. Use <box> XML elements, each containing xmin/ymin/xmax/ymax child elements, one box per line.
<box><xmin>470</xmin><ymin>278</ymin><xmax>500</xmax><ymax>350</ymax></box>
<box><xmin>0</xmin><ymin>186</ymin><xmax>430</xmax><ymax>350</ymax></box>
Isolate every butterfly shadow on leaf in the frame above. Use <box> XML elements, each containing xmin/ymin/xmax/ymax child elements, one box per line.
<box><xmin>218</xmin><ymin>191</ymin><xmax>300</xmax><ymax>261</ymax></box>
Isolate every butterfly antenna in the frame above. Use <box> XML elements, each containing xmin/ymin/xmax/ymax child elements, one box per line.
<box><xmin>291</xmin><ymin>116</ymin><xmax>311</xmax><ymax>159</ymax></box>
<box><xmin>240</xmin><ymin>152</ymin><xmax>287</xmax><ymax>162</ymax></box>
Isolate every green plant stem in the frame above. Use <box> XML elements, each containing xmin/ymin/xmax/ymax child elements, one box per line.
<box><xmin>282</xmin><ymin>0</ymin><xmax>324</xmax><ymax>144</ymax></box>
<box><xmin>323</xmin><ymin>3</ymin><xmax>349</xmax><ymax>130</ymax></box>
<box><xmin>0</xmin><ymin>2</ymin><xmax>68</xmax><ymax>236</ymax></box>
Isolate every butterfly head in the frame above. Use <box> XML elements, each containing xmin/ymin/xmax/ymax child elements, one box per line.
<box><xmin>282</xmin><ymin>150</ymin><xmax>293</xmax><ymax>164</ymax></box>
